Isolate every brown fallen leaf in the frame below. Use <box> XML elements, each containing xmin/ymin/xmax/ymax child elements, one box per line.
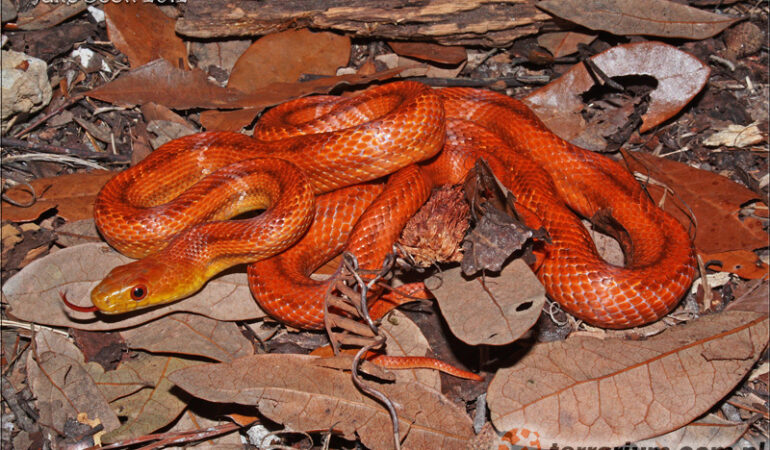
<box><xmin>1</xmin><ymin>171</ymin><xmax>115</xmax><ymax>222</ymax></box>
<box><xmin>14</xmin><ymin>0</ymin><xmax>86</xmax><ymax>31</ymax></box>
<box><xmin>101</xmin><ymin>353</ymin><xmax>201</xmax><ymax>443</ymax></box>
<box><xmin>622</xmin><ymin>150</ymin><xmax>768</xmax><ymax>255</ymax></box>
<box><xmin>536</xmin><ymin>31</ymin><xmax>597</xmax><ymax>58</ymax></box>
<box><xmin>54</xmin><ymin>218</ymin><xmax>101</xmax><ymax>248</ymax></box>
<box><xmin>227</xmin><ymin>28</ymin><xmax>351</xmax><ymax>93</ymax></box>
<box><xmin>104</xmin><ymin>2</ymin><xmax>188</xmax><ymax>69</ymax></box>
<box><xmin>426</xmin><ymin>260</ymin><xmax>546</xmax><ymax>346</ymax></box>
<box><xmin>635</xmin><ymin>413</ymin><xmax>749</xmax><ymax>448</ymax></box>
<box><xmin>380</xmin><ymin>310</ymin><xmax>442</xmax><ymax>390</ymax></box>
<box><xmin>169</xmin><ymin>354</ymin><xmax>474</xmax><ymax>450</ymax></box>
<box><xmin>26</xmin><ymin>329</ymin><xmax>121</xmax><ymax>436</ymax></box>
<box><xmin>488</xmin><ymin>310</ymin><xmax>769</xmax><ymax>446</ymax></box>
<box><xmin>537</xmin><ymin>0</ymin><xmax>739</xmax><ymax>40</ymax></box>
<box><xmin>702</xmin><ymin>122</ymin><xmax>766</xmax><ymax>148</ymax></box>
<box><xmin>2</xmin><ymin>243</ymin><xmax>263</xmax><ymax>330</ymax></box>
<box><xmin>121</xmin><ymin>313</ymin><xmax>253</xmax><ymax>363</ymax></box>
<box><xmin>387</xmin><ymin>41</ymin><xmax>467</xmax><ymax>65</ymax></box>
<box><xmin>524</xmin><ymin>42</ymin><xmax>710</xmax><ymax>149</ymax></box>
<box><xmin>703</xmin><ymin>250</ymin><xmax>769</xmax><ymax>280</ymax></box>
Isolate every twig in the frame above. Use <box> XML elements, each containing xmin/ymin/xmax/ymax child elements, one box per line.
<box><xmin>1</xmin><ymin>377</ymin><xmax>39</xmax><ymax>433</ymax></box>
<box><xmin>12</xmin><ymin>95</ymin><xmax>82</xmax><ymax>139</ymax></box>
<box><xmin>1</xmin><ymin>137</ymin><xmax>129</xmax><ymax>162</ymax></box>
<box><xmin>95</xmin><ymin>422</ymin><xmax>244</xmax><ymax>450</ymax></box>
<box><xmin>2</xmin><ymin>153</ymin><xmax>109</xmax><ymax>170</ymax></box>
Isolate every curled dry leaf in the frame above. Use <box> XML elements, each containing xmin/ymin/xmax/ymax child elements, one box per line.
<box><xmin>426</xmin><ymin>260</ymin><xmax>546</xmax><ymax>346</ymax></box>
<box><xmin>537</xmin><ymin>0</ymin><xmax>739</xmax><ymax>40</ymax></box>
<box><xmin>621</xmin><ymin>150</ymin><xmax>768</xmax><ymax>255</ymax></box>
<box><xmin>702</xmin><ymin>122</ymin><xmax>766</xmax><ymax>148</ymax></box>
<box><xmin>524</xmin><ymin>42</ymin><xmax>710</xmax><ymax>149</ymax></box>
<box><xmin>227</xmin><ymin>28</ymin><xmax>351</xmax><ymax>93</ymax></box>
<box><xmin>387</xmin><ymin>41</ymin><xmax>467</xmax><ymax>65</ymax></box>
<box><xmin>101</xmin><ymin>353</ymin><xmax>202</xmax><ymax>443</ymax></box>
<box><xmin>488</xmin><ymin>311</ymin><xmax>769</xmax><ymax>446</ymax></box>
<box><xmin>2</xmin><ymin>243</ymin><xmax>263</xmax><ymax>331</ymax></box>
<box><xmin>169</xmin><ymin>354</ymin><xmax>474</xmax><ymax>450</ymax></box>
<box><xmin>121</xmin><ymin>313</ymin><xmax>253</xmax><ymax>363</ymax></box>
<box><xmin>1</xmin><ymin>171</ymin><xmax>115</xmax><ymax>222</ymax></box>
<box><xmin>103</xmin><ymin>1</ymin><xmax>188</xmax><ymax>69</ymax></box>
<box><xmin>26</xmin><ymin>329</ymin><xmax>121</xmax><ymax>435</ymax></box>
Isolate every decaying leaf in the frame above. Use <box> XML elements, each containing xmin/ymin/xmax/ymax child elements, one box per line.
<box><xmin>121</xmin><ymin>313</ymin><xmax>253</xmax><ymax>363</ymax></box>
<box><xmin>703</xmin><ymin>250</ymin><xmax>768</xmax><ymax>280</ymax></box>
<box><xmin>380</xmin><ymin>310</ymin><xmax>442</xmax><ymax>390</ymax></box>
<box><xmin>622</xmin><ymin>150</ymin><xmax>768</xmax><ymax>255</ymax></box>
<box><xmin>702</xmin><ymin>122</ymin><xmax>766</xmax><ymax>148</ymax></box>
<box><xmin>537</xmin><ymin>0</ymin><xmax>739</xmax><ymax>40</ymax></box>
<box><xmin>103</xmin><ymin>2</ymin><xmax>188</xmax><ymax>69</ymax></box>
<box><xmin>227</xmin><ymin>28</ymin><xmax>351</xmax><ymax>93</ymax></box>
<box><xmin>427</xmin><ymin>260</ymin><xmax>546</xmax><ymax>346</ymax></box>
<box><xmin>26</xmin><ymin>330</ymin><xmax>121</xmax><ymax>436</ymax></box>
<box><xmin>524</xmin><ymin>42</ymin><xmax>710</xmax><ymax>149</ymax></box>
<box><xmin>169</xmin><ymin>354</ymin><xmax>474</xmax><ymax>450</ymax></box>
<box><xmin>14</xmin><ymin>0</ymin><xmax>86</xmax><ymax>30</ymax></box>
<box><xmin>1</xmin><ymin>171</ymin><xmax>115</xmax><ymax>222</ymax></box>
<box><xmin>537</xmin><ymin>31</ymin><xmax>597</xmax><ymax>58</ymax></box>
<box><xmin>55</xmin><ymin>219</ymin><xmax>101</xmax><ymax>248</ymax></box>
<box><xmin>101</xmin><ymin>353</ymin><xmax>201</xmax><ymax>443</ymax></box>
<box><xmin>3</xmin><ymin>243</ymin><xmax>262</xmax><ymax>330</ymax></box>
<box><xmin>488</xmin><ymin>310</ymin><xmax>769</xmax><ymax>446</ymax></box>
<box><xmin>635</xmin><ymin>414</ymin><xmax>749</xmax><ymax>448</ymax></box>
<box><xmin>387</xmin><ymin>41</ymin><xmax>467</xmax><ymax>65</ymax></box>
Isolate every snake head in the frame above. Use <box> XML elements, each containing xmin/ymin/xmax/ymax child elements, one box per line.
<box><xmin>91</xmin><ymin>256</ymin><xmax>205</xmax><ymax>314</ymax></box>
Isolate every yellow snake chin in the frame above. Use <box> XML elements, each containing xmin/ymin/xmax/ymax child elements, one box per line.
<box><xmin>90</xmin><ymin>257</ymin><xmax>203</xmax><ymax>314</ymax></box>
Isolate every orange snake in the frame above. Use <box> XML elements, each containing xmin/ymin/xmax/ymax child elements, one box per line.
<box><xmin>90</xmin><ymin>81</ymin><xmax>696</xmax><ymax>330</ymax></box>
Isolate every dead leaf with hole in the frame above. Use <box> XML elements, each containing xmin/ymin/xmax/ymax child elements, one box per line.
<box><xmin>26</xmin><ymin>329</ymin><xmax>121</xmax><ymax>436</ymax></box>
<box><xmin>104</xmin><ymin>2</ymin><xmax>188</xmax><ymax>69</ymax></box>
<box><xmin>387</xmin><ymin>41</ymin><xmax>467</xmax><ymax>65</ymax></box>
<box><xmin>169</xmin><ymin>354</ymin><xmax>474</xmax><ymax>450</ymax></box>
<box><xmin>101</xmin><ymin>353</ymin><xmax>201</xmax><ymax>443</ymax></box>
<box><xmin>703</xmin><ymin>250</ymin><xmax>768</xmax><ymax>280</ymax></box>
<box><xmin>524</xmin><ymin>42</ymin><xmax>710</xmax><ymax>149</ymax></box>
<box><xmin>537</xmin><ymin>0</ymin><xmax>739</xmax><ymax>40</ymax></box>
<box><xmin>635</xmin><ymin>414</ymin><xmax>749</xmax><ymax>448</ymax></box>
<box><xmin>2</xmin><ymin>243</ymin><xmax>263</xmax><ymax>330</ymax></box>
<box><xmin>227</xmin><ymin>28</ymin><xmax>351</xmax><ymax>93</ymax></box>
<box><xmin>1</xmin><ymin>171</ymin><xmax>115</xmax><ymax>222</ymax></box>
<box><xmin>488</xmin><ymin>310</ymin><xmax>769</xmax><ymax>446</ymax></box>
<box><xmin>121</xmin><ymin>313</ymin><xmax>253</xmax><ymax>363</ymax></box>
<box><xmin>427</xmin><ymin>260</ymin><xmax>546</xmax><ymax>346</ymax></box>
<box><xmin>537</xmin><ymin>31</ymin><xmax>597</xmax><ymax>58</ymax></box>
<box><xmin>621</xmin><ymin>150</ymin><xmax>768</xmax><ymax>256</ymax></box>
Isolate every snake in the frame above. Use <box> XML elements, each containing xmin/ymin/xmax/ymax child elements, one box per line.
<box><xmin>88</xmin><ymin>81</ymin><xmax>697</xmax><ymax>330</ymax></box>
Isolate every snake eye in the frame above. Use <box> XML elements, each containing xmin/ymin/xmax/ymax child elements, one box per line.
<box><xmin>130</xmin><ymin>284</ymin><xmax>147</xmax><ymax>301</ymax></box>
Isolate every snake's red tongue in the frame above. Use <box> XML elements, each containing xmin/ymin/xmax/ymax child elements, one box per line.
<box><xmin>59</xmin><ymin>291</ymin><xmax>99</xmax><ymax>313</ymax></box>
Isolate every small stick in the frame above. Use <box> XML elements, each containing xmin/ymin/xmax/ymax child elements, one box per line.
<box><xmin>1</xmin><ymin>137</ymin><xmax>129</xmax><ymax>162</ymax></box>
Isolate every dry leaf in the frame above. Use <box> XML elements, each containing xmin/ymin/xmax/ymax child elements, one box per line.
<box><xmin>375</xmin><ymin>53</ymin><xmax>465</xmax><ymax>78</ymax></box>
<box><xmin>26</xmin><ymin>329</ymin><xmax>121</xmax><ymax>435</ymax></box>
<box><xmin>15</xmin><ymin>0</ymin><xmax>87</xmax><ymax>30</ymax></box>
<box><xmin>387</xmin><ymin>41</ymin><xmax>467</xmax><ymax>65</ymax></box>
<box><xmin>227</xmin><ymin>28</ymin><xmax>351</xmax><ymax>93</ymax></box>
<box><xmin>101</xmin><ymin>353</ymin><xmax>201</xmax><ymax>443</ymax></box>
<box><xmin>121</xmin><ymin>313</ymin><xmax>253</xmax><ymax>363</ymax></box>
<box><xmin>380</xmin><ymin>310</ymin><xmax>442</xmax><ymax>390</ymax></box>
<box><xmin>703</xmin><ymin>250</ymin><xmax>769</xmax><ymax>280</ymax></box>
<box><xmin>537</xmin><ymin>31</ymin><xmax>597</xmax><ymax>58</ymax></box>
<box><xmin>488</xmin><ymin>311</ymin><xmax>769</xmax><ymax>446</ymax></box>
<box><xmin>702</xmin><ymin>122</ymin><xmax>766</xmax><ymax>148</ymax></box>
<box><xmin>55</xmin><ymin>218</ymin><xmax>101</xmax><ymax>247</ymax></box>
<box><xmin>635</xmin><ymin>414</ymin><xmax>748</xmax><ymax>448</ymax></box>
<box><xmin>169</xmin><ymin>354</ymin><xmax>474</xmax><ymax>450</ymax></box>
<box><xmin>537</xmin><ymin>0</ymin><xmax>739</xmax><ymax>40</ymax></box>
<box><xmin>103</xmin><ymin>2</ymin><xmax>188</xmax><ymax>69</ymax></box>
<box><xmin>622</xmin><ymin>150</ymin><xmax>767</xmax><ymax>255</ymax></box>
<box><xmin>2</xmin><ymin>243</ymin><xmax>263</xmax><ymax>330</ymax></box>
<box><xmin>524</xmin><ymin>42</ymin><xmax>710</xmax><ymax>148</ymax></box>
<box><xmin>426</xmin><ymin>260</ymin><xmax>546</xmax><ymax>346</ymax></box>
<box><xmin>1</xmin><ymin>171</ymin><xmax>115</xmax><ymax>222</ymax></box>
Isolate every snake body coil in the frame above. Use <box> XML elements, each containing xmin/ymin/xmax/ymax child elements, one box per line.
<box><xmin>91</xmin><ymin>81</ymin><xmax>696</xmax><ymax>329</ymax></box>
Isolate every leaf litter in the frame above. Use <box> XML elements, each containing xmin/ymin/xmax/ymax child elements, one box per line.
<box><xmin>2</xmin><ymin>1</ymin><xmax>768</xmax><ymax>448</ymax></box>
